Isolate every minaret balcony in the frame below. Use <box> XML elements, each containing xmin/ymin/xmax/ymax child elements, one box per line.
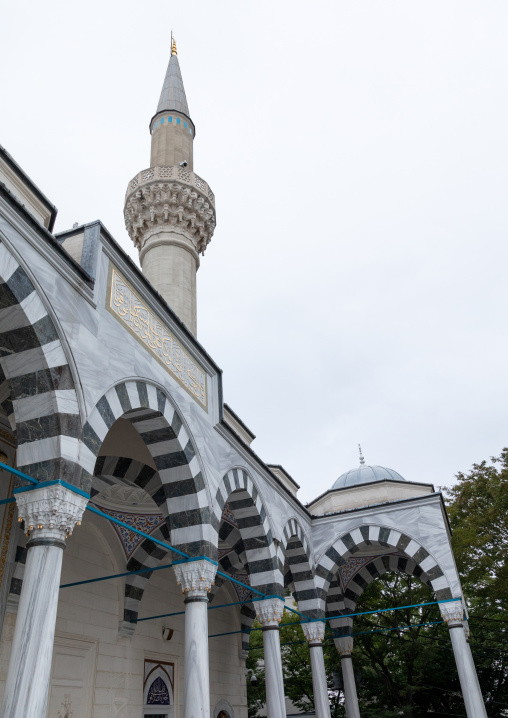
<box><xmin>124</xmin><ymin>166</ymin><xmax>216</xmax><ymax>256</ymax></box>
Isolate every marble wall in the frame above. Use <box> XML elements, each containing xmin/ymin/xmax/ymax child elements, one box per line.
<box><xmin>0</xmin><ymin>186</ymin><xmax>469</xmax><ymax>718</ymax></box>
<box><xmin>0</xmin><ymin>514</ymin><xmax>247</xmax><ymax>718</ymax></box>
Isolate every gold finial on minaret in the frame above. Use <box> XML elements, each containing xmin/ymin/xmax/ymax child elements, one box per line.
<box><xmin>171</xmin><ymin>33</ymin><xmax>178</xmax><ymax>56</ymax></box>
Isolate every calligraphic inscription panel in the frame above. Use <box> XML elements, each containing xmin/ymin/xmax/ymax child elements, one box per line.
<box><xmin>107</xmin><ymin>265</ymin><xmax>207</xmax><ymax>409</ymax></box>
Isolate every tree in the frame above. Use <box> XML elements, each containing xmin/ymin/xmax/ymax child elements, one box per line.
<box><xmin>443</xmin><ymin>449</ymin><xmax>508</xmax><ymax>714</ymax></box>
<box><xmin>247</xmin><ymin>609</ymin><xmax>345</xmax><ymax>717</ymax></box>
<box><xmin>445</xmin><ymin>448</ymin><xmax>508</xmax><ymax>606</ymax></box>
<box><xmin>340</xmin><ymin>572</ymin><xmax>461</xmax><ymax>718</ymax></box>
<box><xmin>246</xmin><ymin>622</ymin><xmax>267</xmax><ymax>718</ymax></box>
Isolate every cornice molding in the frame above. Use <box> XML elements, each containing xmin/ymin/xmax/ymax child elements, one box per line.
<box><xmin>0</xmin><ymin>194</ymin><xmax>95</xmax><ymax>307</ymax></box>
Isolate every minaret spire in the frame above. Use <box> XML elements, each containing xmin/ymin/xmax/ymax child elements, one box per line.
<box><xmin>155</xmin><ymin>40</ymin><xmax>190</xmax><ymax>119</ymax></box>
<box><xmin>358</xmin><ymin>444</ymin><xmax>365</xmax><ymax>465</ymax></box>
<box><xmin>124</xmin><ymin>42</ymin><xmax>216</xmax><ymax>337</ymax></box>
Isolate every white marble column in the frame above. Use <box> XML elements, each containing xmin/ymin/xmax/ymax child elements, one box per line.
<box><xmin>255</xmin><ymin>597</ymin><xmax>286</xmax><ymax>718</ymax></box>
<box><xmin>174</xmin><ymin>559</ymin><xmax>218</xmax><ymax>718</ymax></box>
<box><xmin>336</xmin><ymin>636</ymin><xmax>361</xmax><ymax>718</ymax></box>
<box><xmin>1</xmin><ymin>483</ymin><xmax>88</xmax><ymax>718</ymax></box>
<box><xmin>302</xmin><ymin>621</ymin><xmax>331</xmax><ymax>718</ymax></box>
<box><xmin>440</xmin><ymin>602</ymin><xmax>487</xmax><ymax>718</ymax></box>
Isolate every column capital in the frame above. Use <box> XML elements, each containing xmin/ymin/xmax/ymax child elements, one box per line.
<box><xmin>336</xmin><ymin>635</ymin><xmax>354</xmax><ymax>655</ymax></box>
<box><xmin>173</xmin><ymin>559</ymin><xmax>217</xmax><ymax>598</ymax></box>
<box><xmin>254</xmin><ymin>597</ymin><xmax>285</xmax><ymax>627</ymax></box>
<box><xmin>302</xmin><ymin>621</ymin><xmax>326</xmax><ymax>645</ymax></box>
<box><xmin>15</xmin><ymin>483</ymin><xmax>88</xmax><ymax>545</ymax></box>
<box><xmin>439</xmin><ymin>600</ymin><xmax>464</xmax><ymax>627</ymax></box>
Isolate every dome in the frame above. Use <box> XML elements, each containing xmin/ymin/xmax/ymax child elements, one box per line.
<box><xmin>332</xmin><ymin>448</ymin><xmax>407</xmax><ymax>490</ymax></box>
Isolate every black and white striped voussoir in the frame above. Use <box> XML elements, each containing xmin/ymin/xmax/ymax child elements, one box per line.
<box><xmin>122</xmin><ymin>524</ymin><xmax>171</xmax><ymax>624</ymax></box>
<box><xmin>92</xmin><ymin>455</ymin><xmax>172</xmax><ymax>625</ymax></box>
<box><xmin>92</xmin><ymin>455</ymin><xmax>160</xmax><ymax>500</ymax></box>
<box><xmin>214</xmin><ymin>467</ymin><xmax>283</xmax><ymax>596</ymax></box>
<box><xmin>281</xmin><ymin>518</ymin><xmax>322</xmax><ymax>619</ymax></box>
<box><xmin>0</xmin><ymin>241</ymin><xmax>82</xmax><ymax>485</ymax></box>
<box><xmin>316</xmin><ymin>524</ymin><xmax>453</xmax><ymax>618</ymax></box>
<box><xmin>82</xmin><ymin>381</ymin><xmax>214</xmax><ymax>557</ymax></box>
<box><xmin>326</xmin><ymin>553</ymin><xmax>438</xmax><ymax>638</ymax></box>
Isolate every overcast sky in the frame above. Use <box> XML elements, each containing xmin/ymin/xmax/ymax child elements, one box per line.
<box><xmin>2</xmin><ymin>1</ymin><xmax>507</xmax><ymax>503</ymax></box>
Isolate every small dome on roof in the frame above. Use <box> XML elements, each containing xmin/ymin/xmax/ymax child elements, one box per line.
<box><xmin>332</xmin><ymin>445</ymin><xmax>407</xmax><ymax>490</ymax></box>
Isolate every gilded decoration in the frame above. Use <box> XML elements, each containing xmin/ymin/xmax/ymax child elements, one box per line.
<box><xmin>107</xmin><ymin>265</ymin><xmax>207</xmax><ymax>408</ymax></box>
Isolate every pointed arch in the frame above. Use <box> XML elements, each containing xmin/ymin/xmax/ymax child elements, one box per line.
<box><xmin>280</xmin><ymin>517</ymin><xmax>320</xmax><ymax>618</ymax></box>
<box><xmin>213</xmin><ymin>467</ymin><xmax>284</xmax><ymax>651</ymax></box>
<box><xmin>82</xmin><ymin>380</ymin><xmax>214</xmax><ymax>557</ymax></box>
<box><xmin>213</xmin><ymin>467</ymin><xmax>282</xmax><ymax>594</ymax></box>
<box><xmin>316</xmin><ymin>523</ymin><xmax>455</xmax><ymax>639</ymax></box>
<box><xmin>91</xmin><ymin>455</ymin><xmax>159</xmax><ymax>498</ymax></box>
<box><xmin>91</xmin><ymin>455</ymin><xmax>171</xmax><ymax>627</ymax></box>
<box><xmin>0</xmin><ymin>240</ymin><xmax>82</xmax><ymax>484</ymax></box>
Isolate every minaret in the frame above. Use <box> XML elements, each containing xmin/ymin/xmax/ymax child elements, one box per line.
<box><xmin>124</xmin><ymin>38</ymin><xmax>216</xmax><ymax>336</ymax></box>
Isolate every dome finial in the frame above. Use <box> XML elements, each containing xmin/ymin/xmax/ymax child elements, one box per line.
<box><xmin>171</xmin><ymin>32</ymin><xmax>178</xmax><ymax>56</ymax></box>
<box><xmin>358</xmin><ymin>444</ymin><xmax>365</xmax><ymax>465</ymax></box>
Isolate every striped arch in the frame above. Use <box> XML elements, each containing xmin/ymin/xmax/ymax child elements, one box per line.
<box><xmin>92</xmin><ymin>455</ymin><xmax>172</xmax><ymax>626</ymax></box>
<box><xmin>92</xmin><ymin>455</ymin><xmax>158</xmax><ymax>497</ymax></box>
<box><xmin>281</xmin><ymin>518</ymin><xmax>320</xmax><ymax>618</ymax></box>
<box><xmin>82</xmin><ymin>380</ymin><xmax>214</xmax><ymax>557</ymax></box>
<box><xmin>0</xmin><ymin>240</ymin><xmax>82</xmax><ymax>485</ymax></box>
<box><xmin>316</xmin><ymin>524</ymin><xmax>454</xmax><ymax>640</ymax></box>
<box><xmin>213</xmin><ymin>467</ymin><xmax>282</xmax><ymax>594</ymax></box>
<box><xmin>214</xmin><ymin>467</ymin><xmax>284</xmax><ymax>652</ymax></box>
<box><xmin>327</xmin><ymin>553</ymin><xmax>437</xmax><ymax>639</ymax></box>
<box><xmin>122</xmin><ymin>523</ymin><xmax>171</xmax><ymax>627</ymax></box>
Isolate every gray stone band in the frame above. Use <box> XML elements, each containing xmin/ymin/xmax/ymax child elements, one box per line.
<box><xmin>261</xmin><ymin>625</ymin><xmax>280</xmax><ymax>632</ymax></box>
<box><xmin>184</xmin><ymin>596</ymin><xmax>209</xmax><ymax>604</ymax></box>
<box><xmin>27</xmin><ymin>538</ymin><xmax>66</xmax><ymax>550</ymax></box>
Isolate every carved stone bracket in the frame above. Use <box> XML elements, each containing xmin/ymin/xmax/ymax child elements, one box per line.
<box><xmin>439</xmin><ymin>600</ymin><xmax>464</xmax><ymax>627</ymax></box>
<box><xmin>336</xmin><ymin>636</ymin><xmax>354</xmax><ymax>655</ymax></box>
<box><xmin>173</xmin><ymin>559</ymin><xmax>217</xmax><ymax>598</ymax></box>
<box><xmin>301</xmin><ymin>620</ymin><xmax>326</xmax><ymax>645</ymax></box>
<box><xmin>124</xmin><ymin>168</ymin><xmax>216</xmax><ymax>256</ymax></box>
<box><xmin>254</xmin><ymin>597</ymin><xmax>285</xmax><ymax>627</ymax></box>
<box><xmin>15</xmin><ymin>484</ymin><xmax>88</xmax><ymax>543</ymax></box>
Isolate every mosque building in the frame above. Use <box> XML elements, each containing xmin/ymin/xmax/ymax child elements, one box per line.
<box><xmin>0</xmin><ymin>40</ymin><xmax>487</xmax><ymax>718</ymax></box>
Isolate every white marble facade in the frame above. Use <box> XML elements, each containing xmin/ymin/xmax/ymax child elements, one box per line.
<box><xmin>0</xmin><ymin>47</ymin><xmax>487</xmax><ymax>717</ymax></box>
<box><xmin>0</xmin><ymin>169</ymin><xmax>485</xmax><ymax>717</ymax></box>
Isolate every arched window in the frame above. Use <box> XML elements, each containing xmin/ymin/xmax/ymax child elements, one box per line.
<box><xmin>143</xmin><ymin>660</ymin><xmax>174</xmax><ymax>718</ymax></box>
<box><xmin>213</xmin><ymin>699</ymin><xmax>234</xmax><ymax>718</ymax></box>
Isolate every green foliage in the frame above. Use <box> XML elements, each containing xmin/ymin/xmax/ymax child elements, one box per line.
<box><xmin>247</xmin><ymin>448</ymin><xmax>508</xmax><ymax>717</ymax></box>
<box><xmin>246</xmin><ymin>622</ymin><xmax>265</xmax><ymax>718</ymax></box>
<box><xmin>279</xmin><ymin>612</ymin><xmax>315</xmax><ymax>712</ymax></box>
<box><xmin>445</xmin><ymin>448</ymin><xmax>508</xmax><ymax>606</ymax></box>
<box><xmin>338</xmin><ymin>573</ymin><xmax>461</xmax><ymax>718</ymax></box>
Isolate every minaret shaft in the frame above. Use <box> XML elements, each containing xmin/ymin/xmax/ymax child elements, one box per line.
<box><xmin>140</xmin><ymin>233</ymin><xmax>197</xmax><ymax>334</ymax></box>
<box><xmin>124</xmin><ymin>45</ymin><xmax>215</xmax><ymax>337</ymax></box>
<box><xmin>150</xmin><ymin>112</ymin><xmax>194</xmax><ymax>170</ymax></box>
